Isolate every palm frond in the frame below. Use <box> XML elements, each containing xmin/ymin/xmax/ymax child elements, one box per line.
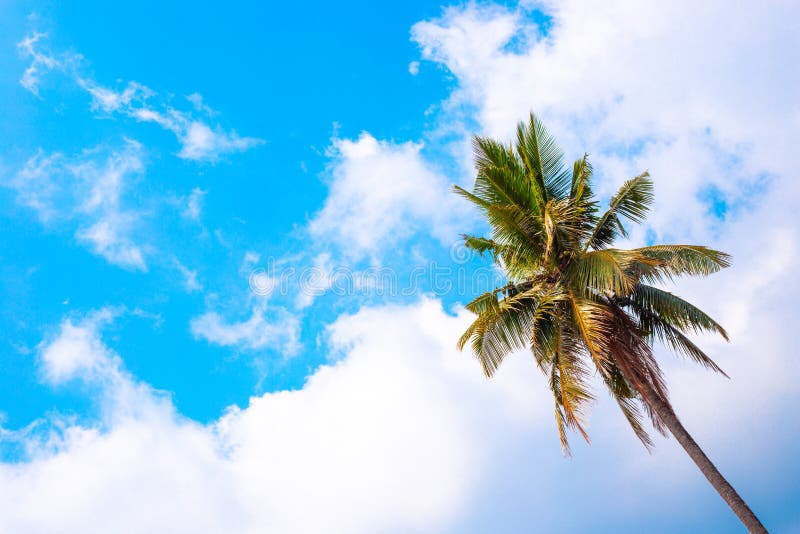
<box><xmin>458</xmin><ymin>286</ymin><xmax>551</xmax><ymax>377</ymax></box>
<box><xmin>604</xmin><ymin>302</ymin><xmax>670</xmax><ymax>435</ymax></box>
<box><xmin>623</xmin><ymin>286</ymin><xmax>729</xmax><ymax>375</ymax></box>
<box><xmin>515</xmin><ymin>113</ymin><xmax>571</xmax><ymax>204</ymax></box>
<box><xmin>600</xmin><ymin>359</ymin><xmax>654</xmax><ymax>449</ymax></box>
<box><xmin>544</xmin><ymin>198</ymin><xmax>593</xmax><ymax>259</ymax></box>
<box><xmin>568</xmin><ymin>249</ymin><xmax>639</xmax><ymax>295</ymax></box>
<box><xmin>654</xmin><ymin>319</ymin><xmax>728</xmax><ymax>376</ymax></box>
<box><xmin>586</xmin><ymin>172</ymin><xmax>653</xmax><ymax>250</ymax></box>
<box><xmin>633</xmin><ymin>245</ymin><xmax>731</xmax><ymax>281</ymax></box>
<box><xmin>531</xmin><ymin>297</ymin><xmax>559</xmax><ymax>371</ymax></box>
<box><xmin>629</xmin><ymin>284</ymin><xmax>728</xmax><ymax>340</ymax></box>
<box><xmin>614</xmin><ymin>395</ymin><xmax>654</xmax><ymax>449</ymax></box>
<box><xmin>472</xmin><ymin>136</ymin><xmax>539</xmax><ymax>212</ymax></box>
<box><xmin>548</xmin><ymin>318</ymin><xmax>593</xmax><ymax>455</ymax></box>
<box><xmin>567</xmin><ymin>296</ymin><xmax>657</xmax><ymax>447</ymax></box>
<box><xmin>550</xmin><ymin>362</ymin><xmax>572</xmax><ymax>455</ymax></box>
<box><xmin>568</xmin><ymin>295</ymin><xmax>612</xmax><ymax>369</ymax></box>
<box><xmin>484</xmin><ymin>203</ymin><xmax>544</xmax><ymax>246</ymax></box>
<box><xmin>456</xmin><ymin>186</ymin><xmax>548</xmax><ymax>275</ymax></box>
<box><xmin>453</xmin><ymin>184</ymin><xmax>491</xmax><ymax>210</ymax></box>
<box><xmin>462</xmin><ymin>235</ymin><xmax>501</xmax><ymax>257</ymax></box>
<box><xmin>531</xmin><ymin>319</ymin><xmax>556</xmax><ymax>370</ymax></box>
<box><xmin>570</xmin><ymin>153</ymin><xmax>594</xmax><ymax>203</ymax></box>
<box><xmin>462</xmin><ymin>235</ymin><xmax>540</xmax><ymax>277</ymax></box>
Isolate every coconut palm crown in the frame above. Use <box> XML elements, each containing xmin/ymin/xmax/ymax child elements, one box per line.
<box><xmin>456</xmin><ymin>113</ymin><xmax>731</xmax><ymax>454</ymax></box>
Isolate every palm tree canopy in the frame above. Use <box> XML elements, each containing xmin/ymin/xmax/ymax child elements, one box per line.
<box><xmin>456</xmin><ymin>113</ymin><xmax>730</xmax><ymax>454</ymax></box>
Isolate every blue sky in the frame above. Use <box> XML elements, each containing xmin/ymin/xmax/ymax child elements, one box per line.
<box><xmin>0</xmin><ymin>0</ymin><xmax>463</xmax><ymax>422</ymax></box>
<box><xmin>1</xmin><ymin>1</ymin><xmax>799</xmax><ymax>532</ymax></box>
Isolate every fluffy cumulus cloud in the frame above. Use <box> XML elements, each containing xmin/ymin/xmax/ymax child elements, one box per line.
<box><xmin>1</xmin><ymin>310</ymin><xmax>241</xmax><ymax>532</ymax></box>
<box><xmin>17</xmin><ymin>34</ymin><xmax>262</xmax><ymax>162</ymax></box>
<box><xmin>309</xmin><ymin>133</ymin><xmax>472</xmax><ymax>260</ymax></box>
<box><xmin>9</xmin><ymin>282</ymin><xmax>797</xmax><ymax>533</ymax></box>
<box><xmin>0</xmin><ymin>301</ymin><xmax>549</xmax><ymax>533</ymax></box>
<box><xmin>2</xmin><ymin>292</ymin><xmax>798</xmax><ymax>532</ymax></box>
<box><xmin>38</xmin><ymin>308</ymin><xmax>122</xmax><ymax>385</ymax></box>
<box><xmin>7</xmin><ymin>140</ymin><xmax>148</xmax><ymax>270</ymax></box>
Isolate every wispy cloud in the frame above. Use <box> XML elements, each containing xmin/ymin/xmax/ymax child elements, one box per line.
<box><xmin>173</xmin><ymin>259</ymin><xmax>202</xmax><ymax>293</ymax></box>
<box><xmin>182</xmin><ymin>187</ymin><xmax>207</xmax><ymax>222</ymax></box>
<box><xmin>190</xmin><ymin>306</ymin><xmax>300</xmax><ymax>355</ymax></box>
<box><xmin>17</xmin><ymin>33</ymin><xmax>263</xmax><ymax>162</ymax></box>
<box><xmin>7</xmin><ymin>140</ymin><xmax>148</xmax><ymax>270</ymax></box>
<box><xmin>16</xmin><ymin>32</ymin><xmax>66</xmax><ymax>95</ymax></box>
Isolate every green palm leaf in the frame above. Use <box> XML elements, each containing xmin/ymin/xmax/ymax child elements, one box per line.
<box><xmin>459</xmin><ymin>286</ymin><xmax>552</xmax><ymax>377</ymax></box>
<box><xmin>600</xmin><ymin>359</ymin><xmax>654</xmax><ymax>449</ymax></box>
<box><xmin>570</xmin><ymin>154</ymin><xmax>593</xmax><ymax>202</ymax></box>
<box><xmin>633</xmin><ymin>245</ymin><xmax>731</xmax><ymax>281</ymax></box>
<box><xmin>586</xmin><ymin>172</ymin><xmax>654</xmax><ymax>250</ymax></box>
<box><xmin>630</xmin><ymin>284</ymin><xmax>728</xmax><ymax>339</ymax></box>
<box><xmin>568</xmin><ymin>249</ymin><xmax>639</xmax><ymax>295</ymax></box>
<box><xmin>515</xmin><ymin>113</ymin><xmax>571</xmax><ymax>204</ymax></box>
<box><xmin>472</xmin><ymin>136</ymin><xmax>539</xmax><ymax>212</ymax></box>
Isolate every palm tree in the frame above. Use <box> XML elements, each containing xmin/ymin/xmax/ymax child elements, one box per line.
<box><xmin>456</xmin><ymin>113</ymin><xmax>767</xmax><ymax>533</ymax></box>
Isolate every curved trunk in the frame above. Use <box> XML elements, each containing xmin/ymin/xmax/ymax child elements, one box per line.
<box><xmin>636</xmin><ymin>380</ymin><xmax>768</xmax><ymax>533</ymax></box>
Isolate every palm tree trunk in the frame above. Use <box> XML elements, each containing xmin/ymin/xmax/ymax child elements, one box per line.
<box><xmin>636</xmin><ymin>381</ymin><xmax>768</xmax><ymax>533</ymax></box>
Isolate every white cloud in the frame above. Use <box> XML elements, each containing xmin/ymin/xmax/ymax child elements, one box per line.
<box><xmin>294</xmin><ymin>252</ymin><xmax>335</xmax><ymax>309</ymax></box>
<box><xmin>0</xmin><ymin>301</ymin><xmax>538</xmax><ymax>533</ymax></box>
<box><xmin>76</xmin><ymin>218</ymin><xmax>146</xmax><ymax>271</ymax></box>
<box><xmin>248</xmin><ymin>271</ymin><xmax>277</xmax><ymax>298</ymax></box>
<box><xmin>35</xmin><ymin>307</ymin><xmax>165</xmax><ymax>422</ymax></box>
<box><xmin>177</xmin><ymin>120</ymin><xmax>262</xmax><ymax>161</ymax></box>
<box><xmin>186</xmin><ymin>92</ymin><xmax>218</xmax><ymax>116</ymax></box>
<box><xmin>242</xmin><ymin>251</ymin><xmax>261</xmax><ymax>268</ymax></box>
<box><xmin>408</xmin><ymin>60</ymin><xmax>420</xmax><ymax>75</ymax></box>
<box><xmin>81</xmin><ymin>79</ymin><xmax>151</xmax><ymax>113</ymax></box>
<box><xmin>11</xmin><ymin>151</ymin><xmax>64</xmax><ymax>222</ymax></box>
<box><xmin>7</xmin><ymin>140</ymin><xmax>148</xmax><ymax>270</ymax></box>
<box><xmin>190</xmin><ymin>307</ymin><xmax>300</xmax><ymax>354</ymax></box>
<box><xmin>16</xmin><ymin>32</ymin><xmax>65</xmax><ymax>94</ymax></box>
<box><xmin>3</xmin><ymin>293</ymin><xmax>796</xmax><ymax>532</ymax></box>
<box><xmin>174</xmin><ymin>259</ymin><xmax>202</xmax><ymax>292</ymax></box>
<box><xmin>96</xmin><ymin>87</ymin><xmax>263</xmax><ymax>162</ymax></box>
<box><xmin>38</xmin><ymin>308</ymin><xmax>120</xmax><ymax>385</ymax></box>
<box><xmin>182</xmin><ymin>187</ymin><xmax>207</xmax><ymax>222</ymax></box>
<box><xmin>17</xmin><ymin>33</ymin><xmax>263</xmax><ymax>162</ymax></box>
<box><xmin>309</xmin><ymin>133</ymin><xmax>471</xmax><ymax>260</ymax></box>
